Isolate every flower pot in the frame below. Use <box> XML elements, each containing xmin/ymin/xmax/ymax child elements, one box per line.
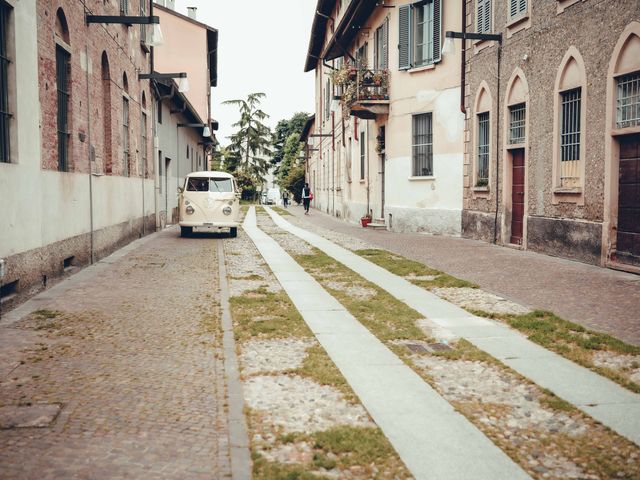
<box><xmin>360</xmin><ymin>217</ymin><xmax>372</xmax><ymax>227</ymax></box>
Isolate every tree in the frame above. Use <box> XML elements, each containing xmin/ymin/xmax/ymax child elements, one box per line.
<box><xmin>282</xmin><ymin>164</ymin><xmax>306</xmax><ymax>204</ymax></box>
<box><xmin>223</xmin><ymin>93</ymin><xmax>272</xmax><ymax>182</ymax></box>
<box><xmin>271</xmin><ymin>112</ymin><xmax>310</xmax><ymax>169</ymax></box>
<box><xmin>276</xmin><ymin>133</ymin><xmax>303</xmax><ymax>185</ymax></box>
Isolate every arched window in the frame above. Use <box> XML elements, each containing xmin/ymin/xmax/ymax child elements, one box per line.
<box><xmin>122</xmin><ymin>72</ymin><xmax>130</xmax><ymax>176</ymax></box>
<box><xmin>553</xmin><ymin>47</ymin><xmax>587</xmax><ymax>195</ymax></box>
<box><xmin>473</xmin><ymin>82</ymin><xmax>492</xmax><ymax>188</ymax></box>
<box><xmin>55</xmin><ymin>8</ymin><xmax>71</xmax><ymax>172</ymax></box>
<box><xmin>505</xmin><ymin>70</ymin><xmax>528</xmax><ymax>146</ymax></box>
<box><xmin>101</xmin><ymin>52</ymin><xmax>112</xmax><ymax>174</ymax></box>
<box><xmin>612</xmin><ymin>30</ymin><xmax>640</xmax><ymax>130</ymax></box>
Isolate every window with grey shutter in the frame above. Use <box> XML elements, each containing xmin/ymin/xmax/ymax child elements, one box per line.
<box><xmin>398</xmin><ymin>5</ymin><xmax>411</xmax><ymax>70</ymax></box>
<box><xmin>477</xmin><ymin>0</ymin><xmax>491</xmax><ymax>34</ymax></box>
<box><xmin>432</xmin><ymin>0</ymin><xmax>441</xmax><ymax>63</ymax></box>
<box><xmin>383</xmin><ymin>17</ymin><xmax>389</xmax><ymax>69</ymax></box>
<box><xmin>509</xmin><ymin>0</ymin><xmax>526</xmax><ymax>19</ymax></box>
<box><xmin>120</xmin><ymin>0</ymin><xmax>128</xmax><ymax>15</ymax></box>
<box><xmin>412</xmin><ymin>113</ymin><xmax>433</xmax><ymax>176</ymax></box>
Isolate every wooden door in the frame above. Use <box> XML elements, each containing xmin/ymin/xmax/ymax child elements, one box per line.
<box><xmin>616</xmin><ymin>134</ymin><xmax>640</xmax><ymax>266</ymax></box>
<box><xmin>510</xmin><ymin>149</ymin><xmax>525</xmax><ymax>245</ymax></box>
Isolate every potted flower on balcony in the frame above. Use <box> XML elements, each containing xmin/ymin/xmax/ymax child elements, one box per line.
<box><xmin>372</xmin><ymin>71</ymin><xmax>385</xmax><ymax>86</ymax></box>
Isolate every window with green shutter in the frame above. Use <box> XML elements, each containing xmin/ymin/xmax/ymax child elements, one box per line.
<box><xmin>398</xmin><ymin>0</ymin><xmax>441</xmax><ymax>71</ymax></box>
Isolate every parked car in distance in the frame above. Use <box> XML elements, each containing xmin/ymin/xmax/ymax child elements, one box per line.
<box><xmin>178</xmin><ymin>171</ymin><xmax>241</xmax><ymax>238</ymax></box>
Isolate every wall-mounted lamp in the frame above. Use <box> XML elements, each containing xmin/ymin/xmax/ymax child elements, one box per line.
<box><xmin>139</xmin><ymin>72</ymin><xmax>189</xmax><ymax>93</ymax></box>
<box><xmin>178</xmin><ymin>123</ymin><xmax>212</xmax><ymax>138</ymax></box>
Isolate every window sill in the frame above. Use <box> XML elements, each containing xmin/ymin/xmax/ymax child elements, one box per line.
<box><xmin>557</xmin><ymin>0</ymin><xmax>583</xmax><ymax>14</ymax></box>
<box><xmin>408</xmin><ymin>175</ymin><xmax>435</xmax><ymax>181</ymax></box>
<box><xmin>408</xmin><ymin>63</ymin><xmax>436</xmax><ymax>74</ymax></box>
<box><xmin>506</xmin><ymin>13</ymin><xmax>531</xmax><ymax>38</ymax></box>
<box><xmin>473</xmin><ymin>39</ymin><xmax>494</xmax><ymax>55</ymax></box>
<box><xmin>507</xmin><ymin>142</ymin><xmax>526</xmax><ymax>149</ymax></box>
<box><xmin>359</xmin><ymin>179</ymin><xmax>366</xmax><ymax>184</ymax></box>
<box><xmin>553</xmin><ymin>187</ymin><xmax>582</xmax><ymax>195</ymax></box>
<box><xmin>612</xmin><ymin>125</ymin><xmax>640</xmax><ymax>137</ymax></box>
<box><xmin>472</xmin><ymin>186</ymin><xmax>490</xmax><ymax>192</ymax></box>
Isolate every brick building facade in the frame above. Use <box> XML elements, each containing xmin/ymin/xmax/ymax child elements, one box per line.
<box><xmin>462</xmin><ymin>0</ymin><xmax>640</xmax><ymax>270</ymax></box>
<box><xmin>38</xmin><ymin>0</ymin><xmax>152</xmax><ymax>178</ymax></box>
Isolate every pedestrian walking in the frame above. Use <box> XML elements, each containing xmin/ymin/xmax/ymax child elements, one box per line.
<box><xmin>282</xmin><ymin>190</ymin><xmax>290</xmax><ymax>208</ymax></box>
<box><xmin>301</xmin><ymin>183</ymin><xmax>312</xmax><ymax>215</ymax></box>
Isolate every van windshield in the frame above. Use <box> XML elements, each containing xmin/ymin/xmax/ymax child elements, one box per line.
<box><xmin>186</xmin><ymin>177</ymin><xmax>233</xmax><ymax>193</ymax></box>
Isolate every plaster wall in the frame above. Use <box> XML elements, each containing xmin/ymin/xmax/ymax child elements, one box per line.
<box><xmin>155</xmin><ymin>9</ymin><xmax>210</xmax><ymax>123</ymax></box>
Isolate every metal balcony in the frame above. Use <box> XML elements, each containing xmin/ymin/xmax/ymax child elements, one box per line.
<box><xmin>348</xmin><ymin>69</ymin><xmax>390</xmax><ymax>120</ymax></box>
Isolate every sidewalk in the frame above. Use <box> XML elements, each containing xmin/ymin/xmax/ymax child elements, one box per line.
<box><xmin>287</xmin><ymin>205</ymin><xmax>640</xmax><ymax>346</ymax></box>
<box><xmin>0</xmin><ymin>228</ymin><xmax>232</xmax><ymax>479</ymax></box>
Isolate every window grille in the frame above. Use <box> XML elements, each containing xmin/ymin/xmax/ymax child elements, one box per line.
<box><xmin>123</xmin><ymin>97</ymin><xmax>129</xmax><ymax>176</ymax></box>
<box><xmin>477</xmin><ymin>112</ymin><xmax>490</xmax><ymax>185</ymax></box>
<box><xmin>477</xmin><ymin>0</ymin><xmax>491</xmax><ymax>34</ymax></box>
<box><xmin>56</xmin><ymin>46</ymin><xmax>71</xmax><ymax>172</ymax></box>
<box><xmin>509</xmin><ymin>103</ymin><xmax>526</xmax><ymax>144</ymax></box>
<box><xmin>617</xmin><ymin>72</ymin><xmax>640</xmax><ymax>129</ymax></box>
<box><xmin>509</xmin><ymin>0</ymin><xmax>527</xmax><ymax>19</ymax></box>
<box><xmin>412</xmin><ymin>113</ymin><xmax>433</xmax><ymax>176</ymax></box>
<box><xmin>0</xmin><ymin>2</ymin><xmax>10</xmax><ymax>163</ymax></box>
<box><xmin>360</xmin><ymin>131</ymin><xmax>365</xmax><ymax>180</ymax></box>
<box><xmin>560</xmin><ymin>88</ymin><xmax>581</xmax><ymax>162</ymax></box>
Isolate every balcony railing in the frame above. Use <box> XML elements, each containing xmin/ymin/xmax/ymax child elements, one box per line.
<box><xmin>352</xmin><ymin>68</ymin><xmax>389</xmax><ymax>104</ymax></box>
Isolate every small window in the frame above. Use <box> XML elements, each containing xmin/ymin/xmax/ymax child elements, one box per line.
<box><xmin>158</xmin><ymin>150</ymin><xmax>163</xmax><ymax>194</ymax></box>
<box><xmin>477</xmin><ymin>112</ymin><xmax>490</xmax><ymax>186</ymax></box>
<box><xmin>141</xmin><ymin>112</ymin><xmax>147</xmax><ymax>177</ymax></box>
<box><xmin>616</xmin><ymin>72</ymin><xmax>640</xmax><ymax>129</ymax></box>
<box><xmin>0</xmin><ymin>1</ymin><xmax>11</xmax><ymax>163</ymax></box>
<box><xmin>360</xmin><ymin>131</ymin><xmax>365</xmax><ymax>180</ymax></box>
<box><xmin>157</xmin><ymin>100</ymin><xmax>162</xmax><ymax>124</ymax></box>
<box><xmin>374</xmin><ymin>19</ymin><xmax>389</xmax><ymax>70</ymax></box>
<box><xmin>412</xmin><ymin>113</ymin><xmax>433</xmax><ymax>176</ymax></box>
<box><xmin>56</xmin><ymin>45</ymin><xmax>71</xmax><ymax>172</ymax></box>
<box><xmin>509</xmin><ymin>0</ymin><xmax>527</xmax><ymax>20</ymax></box>
<box><xmin>509</xmin><ymin>103</ymin><xmax>526</xmax><ymax>144</ymax></box>
<box><xmin>477</xmin><ymin>0</ymin><xmax>491</xmax><ymax>34</ymax></box>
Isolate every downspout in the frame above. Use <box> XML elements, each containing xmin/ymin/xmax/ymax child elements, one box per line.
<box><xmin>493</xmin><ymin>44</ymin><xmax>502</xmax><ymax>244</ymax></box>
<box><xmin>85</xmin><ymin>45</ymin><xmax>95</xmax><ymax>264</ymax></box>
<box><xmin>366</xmin><ymin>120</ymin><xmax>370</xmax><ymax>217</ymax></box>
<box><xmin>460</xmin><ymin>0</ymin><xmax>467</xmax><ymax>114</ymax></box>
<box><xmin>150</xmin><ymin>0</ymin><xmax>159</xmax><ymax>231</ymax></box>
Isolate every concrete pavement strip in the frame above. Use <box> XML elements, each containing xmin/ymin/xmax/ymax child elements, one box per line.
<box><xmin>243</xmin><ymin>207</ymin><xmax>530</xmax><ymax>480</ymax></box>
<box><xmin>264</xmin><ymin>206</ymin><xmax>640</xmax><ymax>447</ymax></box>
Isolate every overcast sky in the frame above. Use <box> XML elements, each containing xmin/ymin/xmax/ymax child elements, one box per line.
<box><xmin>173</xmin><ymin>0</ymin><xmax>317</xmax><ymax>146</ymax></box>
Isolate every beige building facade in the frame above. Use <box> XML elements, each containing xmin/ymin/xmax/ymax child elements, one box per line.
<box><xmin>462</xmin><ymin>0</ymin><xmax>640</xmax><ymax>270</ymax></box>
<box><xmin>305</xmin><ymin>0</ymin><xmax>464</xmax><ymax>235</ymax></box>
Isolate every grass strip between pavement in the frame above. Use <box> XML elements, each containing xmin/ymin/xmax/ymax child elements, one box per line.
<box><xmin>253</xmin><ymin>210</ymin><xmax>640</xmax><ymax>480</ymax></box>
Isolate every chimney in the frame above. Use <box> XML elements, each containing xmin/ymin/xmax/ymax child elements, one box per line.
<box><xmin>187</xmin><ymin>7</ymin><xmax>197</xmax><ymax>20</ymax></box>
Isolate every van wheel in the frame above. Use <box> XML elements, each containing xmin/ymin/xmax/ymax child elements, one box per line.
<box><xmin>180</xmin><ymin>226</ymin><xmax>193</xmax><ymax>237</ymax></box>
<box><xmin>229</xmin><ymin>227</ymin><xmax>238</xmax><ymax>238</ymax></box>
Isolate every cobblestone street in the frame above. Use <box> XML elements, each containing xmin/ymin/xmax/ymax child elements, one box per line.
<box><xmin>0</xmin><ymin>228</ymin><xmax>231</xmax><ymax>479</ymax></box>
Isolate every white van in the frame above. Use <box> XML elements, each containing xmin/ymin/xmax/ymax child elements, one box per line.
<box><xmin>178</xmin><ymin>171</ymin><xmax>241</xmax><ymax>238</ymax></box>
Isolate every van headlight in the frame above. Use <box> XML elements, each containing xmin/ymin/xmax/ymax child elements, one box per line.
<box><xmin>223</xmin><ymin>206</ymin><xmax>232</xmax><ymax>216</ymax></box>
<box><xmin>186</xmin><ymin>206</ymin><xmax>195</xmax><ymax>215</ymax></box>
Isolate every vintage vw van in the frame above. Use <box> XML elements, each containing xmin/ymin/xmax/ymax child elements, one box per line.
<box><xmin>178</xmin><ymin>171</ymin><xmax>241</xmax><ymax>237</ymax></box>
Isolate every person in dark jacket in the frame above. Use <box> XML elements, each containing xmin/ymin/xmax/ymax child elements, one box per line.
<box><xmin>301</xmin><ymin>183</ymin><xmax>311</xmax><ymax>215</ymax></box>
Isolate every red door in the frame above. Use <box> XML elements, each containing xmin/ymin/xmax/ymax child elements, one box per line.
<box><xmin>510</xmin><ymin>149</ymin><xmax>525</xmax><ymax>245</ymax></box>
<box><xmin>616</xmin><ymin>134</ymin><xmax>640</xmax><ymax>266</ymax></box>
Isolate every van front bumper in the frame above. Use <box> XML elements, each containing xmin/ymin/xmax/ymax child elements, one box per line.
<box><xmin>179</xmin><ymin>221</ymin><xmax>240</xmax><ymax>228</ymax></box>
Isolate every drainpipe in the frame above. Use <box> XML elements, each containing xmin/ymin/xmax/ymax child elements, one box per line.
<box><xmin>493</xmin><ymin>44</ymin><xmax>502</xmax><ymax>244</ymax></box>
<box><xmin>150</xmin><ymin>0</ymin><xmax>159</xmax><ymax>231</ymax></box>
<box><xmin>460</xmin><ymin>0</ymin><xmax>467</xmax><ymax>114</ymax></box>
<box><xmin>85</xmin><ymin>45</ymin><xmax>95</xmax><ymax>264</ymax></box>
<box><xmin>366</xmin><ymin>120</ymin><xmax>370</xmax><ymax>217</ymax></box>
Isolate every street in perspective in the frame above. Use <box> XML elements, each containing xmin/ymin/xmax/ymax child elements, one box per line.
<box><xmin>1</xmin><ymin>0</ymin><xmax>640</xmax><ymax>479</ymax></box>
